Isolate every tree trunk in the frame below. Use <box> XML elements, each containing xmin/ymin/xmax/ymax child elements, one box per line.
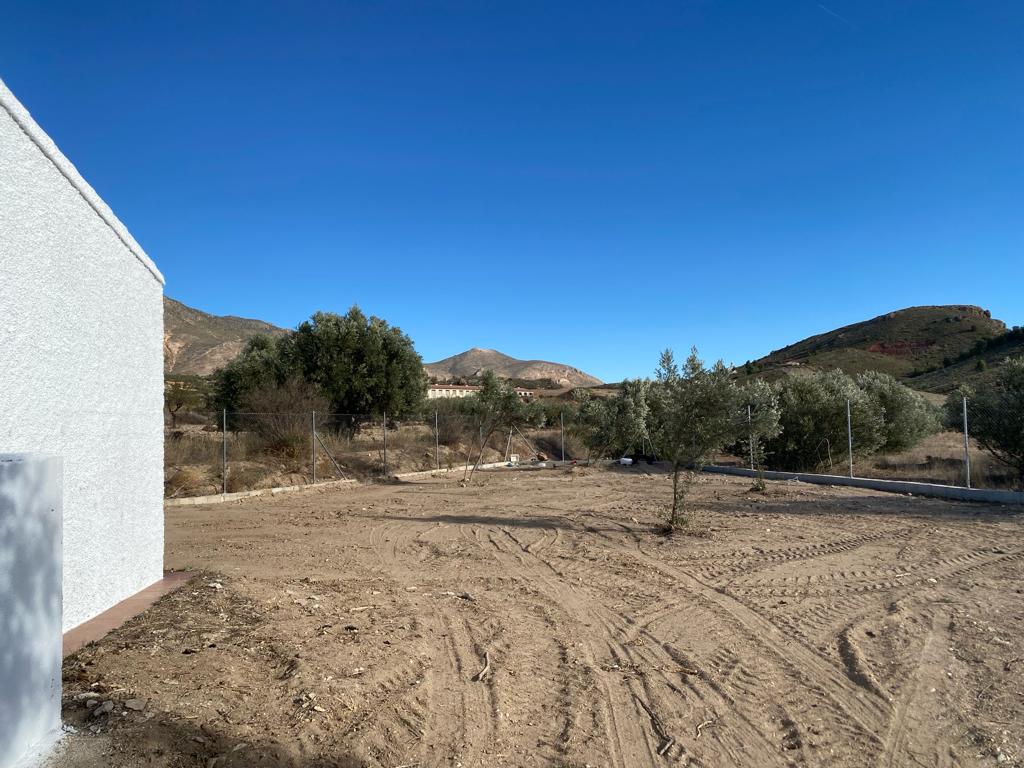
<box><xmin>466</xmin><ymin>425</ymin><xmax>497</xmax><ymax>484</ymax></box>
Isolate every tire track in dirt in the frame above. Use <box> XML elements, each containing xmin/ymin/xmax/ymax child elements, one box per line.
<box><xmin>505</xmin><ymin>520</ymin><xmax>874</xmax><ymax>765</ymax></box>
<box><xmin>474</xmin><ymin>525</ymin><xmax>652</xmax><ymax>768</ymax></box>
<box><xmin>609</xmin><ymin>578</ymin><xmax>884</xmax><ymax>766</ymax></box>
<box><xmin>356</xmin><ymin>484</ymin><xmax>1016</xmax><ymax>766</ymax></box>
<box><xmin>695</xmin><ymin>527</ymin><xmax>919</xmax><ymax>583</ymax></box>
<box><xmin>880</xmin><ymin>611</ymin><xmax>959</xmax><ymax>768</ymax></box>
<box><xmin>368</xmin><ymin>520</ymin><xmax>501</xmax><ymax>767</ymax></box>
<box><xmin>726</xmin><ymin>549</ymin><xmax>1023</xmax><ymax>598</ymax></box>
<box><xmin>620</xmin><ymin>544</ymin><xmax>892</xmax><ymax>738</ymax></box>
<box><xmin>485</xmin><ymin>525</ymin><xmax>793</xmax><ymax>767</ymax></box>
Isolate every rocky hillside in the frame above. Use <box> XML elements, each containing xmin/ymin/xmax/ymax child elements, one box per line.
<box><xmin>426</xmin><ymin>348</ymin><xmax>602</xmax><ymax>388</ymax></box>
<box><xmin>164</xmin><ymin>297</ymin><xmax>287</xmax><ymax>376</ymax></box>
<box><xmin>750</xmin><ymin>305</ymin><xmax>1019</xmax><ymax>393</ymax></box>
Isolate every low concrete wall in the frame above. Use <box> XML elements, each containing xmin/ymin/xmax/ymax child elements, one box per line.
<box><xmin>165</xmin><ymin>478</ymin><xmax>358</xmax><ymax>507</ymax></box>
<box><xmin>164</xmin><ymin>463</ymin><xmax>514</xmax><ymax>508</ymax></box>
<box><xmin>0</xmin><ymin>455</ymin><xmax>63</xmax><ymax>768</ymax></box>
<box><xmin>703</xmin><ymin>465</ymin><xmax>1024</xmax><ymax>505</ymax></box>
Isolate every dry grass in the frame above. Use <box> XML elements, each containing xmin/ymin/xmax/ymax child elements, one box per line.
<box><xmin>864</xmin><ymin>430</ymin><xmax>1018</xmax><ymax>489</ymax></box>
<box><xmin>163</xmin><ymin>421</ymin><xmax>569</xmax><ymax>497</ymax></box>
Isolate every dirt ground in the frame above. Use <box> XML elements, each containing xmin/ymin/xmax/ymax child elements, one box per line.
<box><xmin>51</xmin><ymin>467</ymin><xmax>1023</xmax><ymax>767</ymax></box>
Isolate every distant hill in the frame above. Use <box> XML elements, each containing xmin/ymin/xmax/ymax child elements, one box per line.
<box><xmin>749</xmin><ymin>305</ymin><xmax>1020</xmax><ymax>393</ymax></box>
<box><xmin>164</xmin><ymin>297</ymin><xmax>287</xmax><ymax>376</ymax></box>
<box><xmin>426</xmin><ymin>348</ymin><xmax>603</xmax><ymax>388</ymax></box>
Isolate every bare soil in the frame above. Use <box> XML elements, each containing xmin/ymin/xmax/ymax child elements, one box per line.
<box><xmin>53</xmin><ymin>467</ymin><xmax>1023</xmax><ymax>767</ymax></box>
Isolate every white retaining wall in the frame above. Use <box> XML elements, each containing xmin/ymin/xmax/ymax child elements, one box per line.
<box><xmin>703</xmin><ymin>465</ymin><xmax>1024</xmax><ymax>505</ymax></box>
<box><xmin>0</xmin><ymin>79</ymin><xmax>165</xmax><ymax>631</ymax></box>
<box><xmin>0</xmin><ymin>455</ymin><xmax>63</xmax><ymax>768</ymax></box>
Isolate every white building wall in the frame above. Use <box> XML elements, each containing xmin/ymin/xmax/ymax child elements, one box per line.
<box><xmin>0</xmin><ymin>80</ymin><xmax>165</xmax><ymax>632</ymax></box>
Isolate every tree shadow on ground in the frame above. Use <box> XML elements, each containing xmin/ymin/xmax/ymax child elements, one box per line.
<box><xmin>362</xmin><ymin>508</ymin><xmax>643</xmax><ymax>535</ymax></box>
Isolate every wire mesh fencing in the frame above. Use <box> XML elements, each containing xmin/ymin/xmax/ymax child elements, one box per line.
<box><xmin>164</xmin><ymin>408</ymin><xmax>581</xmax><ymax>499</ymax></box>
<box><xmin>716</xmin><ymin>395</ymin><xmax>1023</xmax><ymax>491</ymax></box>
<box><xmin>164</xmin><ymin>395</ymin><xmax>1022</xmax><ymax>498</ymax></box>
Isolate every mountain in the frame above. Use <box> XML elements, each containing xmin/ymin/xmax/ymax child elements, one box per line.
<box><xmin>750</xmin><ymin>305</ymin><xmax>1020</xmax><ymax>393</ymax></box>
<box><xmin>425</xmin><ymin>348</ymin><xmax>603</xmax><ymax>388</ymax></box>
<box><xmin>164</xmin><ymin>297</ymin><xmax>287</xmax><ymax>376</ymax></box>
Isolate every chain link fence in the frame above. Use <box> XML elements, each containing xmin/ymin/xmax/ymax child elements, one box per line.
<box><xmin>717</xmin><ymin>395</ymin><xmax>1021</xmax><ymax>491</ymax></box>
<box><xmin>165</xmin><ymin>408</ymin><xmax>581</xmax><ymax>498</ymax></box>
<box><xmin>166</xmin><ymin>395</ymin><xmax>1021</xmax><ymax>498</ymax></box>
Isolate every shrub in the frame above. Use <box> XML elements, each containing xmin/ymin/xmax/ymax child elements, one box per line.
<box><xmin>945</xmin><ymin>356</ymin><xmax>1024</xmax><ymax>488</ymax></box>
<box><xmin>765</xmin><ymin>370</ymin><xmax>884</xmax><ymax>472</ymax></box>
<box><xmin>732</xmin><ymin>378</ymin><xmax>783</xmax><ymax>479</ymax></box>
<box><xmin>856</xmin><ymin>371</ymin><xmax>940</xmax><ymax>453</ymax></box>
<box><xmin>239</xmin><ymin>376</ymin><xmax>329</xmax><ymax>456</ymax></box>
<box><xmin>574</xmin><ymin>379</ymin><xmax>650</xmax><ymax>459</ymax></box>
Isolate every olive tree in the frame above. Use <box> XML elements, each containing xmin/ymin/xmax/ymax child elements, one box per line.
<box><xmin>209</xmin><ymin>306</ymin><xmax>427</xmax><ymax>426</ymax></box>
<box><xmin>165</xmin><ymin>379</ymin><xmax>205</xmax><ymax>429</ymax></box>
<box><xmin>574</xmin><ymin>379</ymin><xmax>651</xmax><ymax>460</ymax></box>
<box><xmin>284</xmin><ymin>307</ymin><xmax>426</xmax><ymax>419</ymax></box>
<box><xmin>856</xmin><ymin>371</ymin><xmax>940</xmax><ymax>452</ymax></box>
<box><xmin>945</xmin><ymin>356</ymin><xmax>1024</xmax><ymax>488</ymax></box>
<box><xmin>464</xmin><ymin>370</ymin><xmax>523</xmax><ymax>482</ymax></box>
<box><xmin>208</xmin><ymin>335</ymin><xmax>286</xmax><ymax>415</ymax></box>
<box><xmin>648</xmin><ymin>349</ymin><xmax>742</xmax><ymax>530</ymax></box>
<box><xmin>765</xmin><ymin>370</ymin><xmax>884</xmax><ymax>472</ymax></box>
<box><xmin>735</xmin><ymin>378</ymin><xmax>783</xmax><ymax>489</ymax></box>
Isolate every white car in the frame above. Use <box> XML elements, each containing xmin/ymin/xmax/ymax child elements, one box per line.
<box><xmin>618</xmin><ymin>457</ymin><xmax>634</xmax><ymax>466</ymax></box>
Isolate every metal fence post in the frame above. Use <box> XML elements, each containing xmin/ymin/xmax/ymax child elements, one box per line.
<box><xmin>560</xmin><ymin>410</ymin><xmax>565</xmax><ymax>463</ymax></box>
<box><xmin>382</xmin><ymin>411</ymin><xmax>388</xmax><ymax>477</ymax></box>
<box><xmin>747</xmin><ymin>404</ymin><xmax>754</xmax><ymax>472</ymax></box>
<box><xmin>846</xmin><ymin>398</ymin><xmax>854</xmax><ymax>478</ymax></box>
<box><xmin>434</xmin><ymin>410</ymin><xmax>440</xmax><ymax>470</ymax></box>
<box><xmin>222</xmin><ymin>408</ymin><xmax>227</xmax><ymax>495</ymax></box>
<box><xmin>962</xmin><ymin>396</ymin><xmax>971</xmax><ymax>489</ymax></box>
<box><xmin>311</xmin><ymin>410</ymin><xmax>316</xmax><ymax>485</ymax></box>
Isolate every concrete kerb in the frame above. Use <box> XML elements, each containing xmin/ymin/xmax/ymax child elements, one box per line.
<box><xmin>164</xmin><ymin>462</ymin><xmax>516</xmax><ymax>507</ymax></box>
<box><xmin>702</xmin><ymin>465</ymin><xmax>1024</xmax><ymax>506</ymax></box>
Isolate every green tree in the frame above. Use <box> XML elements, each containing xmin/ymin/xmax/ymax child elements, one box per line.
<box><xmin>856</xmin><ymin>371</ymin><xmax>940</xmax><ymax>452</ymax></box>
<box><xmin>945</xmin><ymin>357</ymin><xmax>1024</xmax><ymax>488</ymax></box>
<box><xmin>734</xmin><ymin>378</ymin><xmax>783</xmax><ymax>489</ymax></box>
<box><xmin>574</xmin><ymin>379</ymin><xmax>651</xmax><ymax>459</ymax></box>
<box><xmin>464</xmin><ymin>370</ymin><xmax>523</xmax><ymax>481</ymax></box>
<box><xmin>164</xmin><ymin>379</ymin><xmax>205</xmax><ymax>429</ymax></box>
<box><xmin>284</xmin><ymin>307</ymin><xmax>426</xmax><ymax>418</ymax></box>
<box><xmin>209</xmin><ymin>307</ymin><xmax>427</xmax><ymax>427</ymax></box>
<box><xmin>208</xmin><ymin>335</ymin><xmax>285</xmax><ymax>415</ymax></box>
<box><xmin>648</xmin><ymin>349</ymin><xmax>742</xmax><ymax>530</ymax></box>
<box><xmin>765</xmin><ymin>370</ymin><xmax>885</xmax><ymax>472</ymax></box>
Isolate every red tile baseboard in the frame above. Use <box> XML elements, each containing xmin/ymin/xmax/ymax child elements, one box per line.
<box><xmin>62</xmin><ymin>571</ymin><xmax>192</xmax><ymax>657</ymax></box>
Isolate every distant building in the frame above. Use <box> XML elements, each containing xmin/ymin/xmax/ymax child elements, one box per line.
<box><xmin>427</xmin><ymin>384</ymin><xmax>534</xmax><ymax>400</ymax></box>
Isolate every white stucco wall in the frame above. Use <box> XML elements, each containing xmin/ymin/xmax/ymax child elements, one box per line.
<box><xmin>0</xmin><ymin>455</ymin><xmax>62</xmax><ymax>768</ymax></box>
<box><xmin>0</xmin><ymin>79</ymin><xmax>165</xmax><ymax>632</ymax></box>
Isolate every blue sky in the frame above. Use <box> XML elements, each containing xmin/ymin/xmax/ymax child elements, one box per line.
<box><xmin>3</xmin><ymin>1</ymin><xmax>1022</xmax><ymax>382</ymax></box>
